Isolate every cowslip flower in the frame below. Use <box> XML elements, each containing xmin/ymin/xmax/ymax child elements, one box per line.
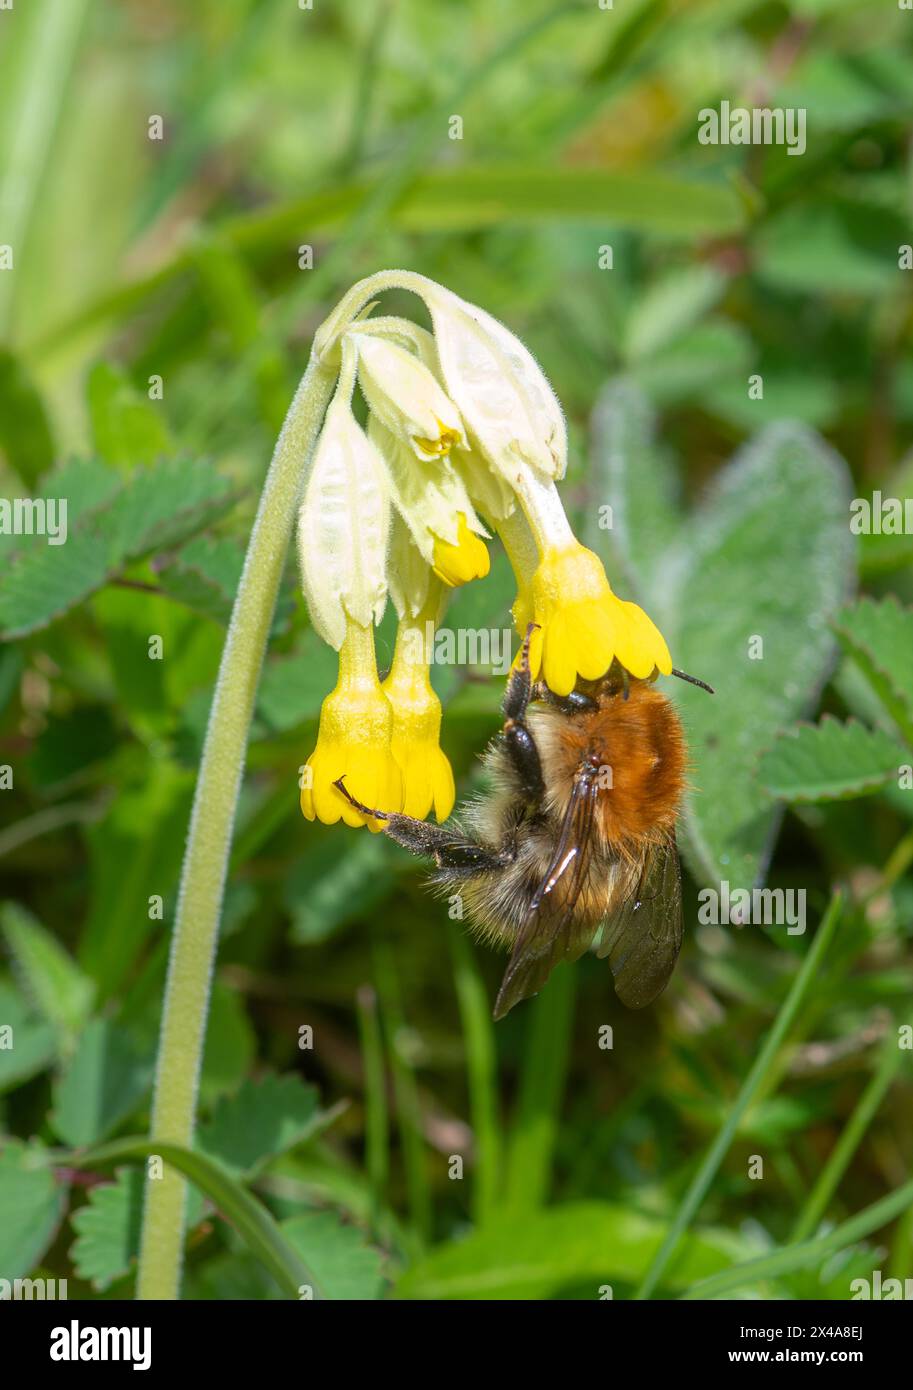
<box><xmin>382</xmin><ymin>583</ymin><xmax>455</xmax><ymax>822</ymax></box>
<box><xmin>301</xmin><ymin>620</ymin><xmax>402</xmax><ymax>830</ymax></box>
<box><xmin>506</xmin><ymin>468</ymin><xmax>672</xmax><ymax>697</ymax></box>
<box><xmin>298</xmin><ymin>342</ymin><xmax>401</xmax><ymax>828</ymax></box>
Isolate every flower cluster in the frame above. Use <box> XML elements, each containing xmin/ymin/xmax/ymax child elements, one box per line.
<box><xmin>298</xmin><ymin>272</ymin><xmax>672</xmax><ymax>830</ymax></box>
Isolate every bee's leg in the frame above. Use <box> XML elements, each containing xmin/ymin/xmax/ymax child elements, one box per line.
<box><xmin>503</xmin><ymin>622</ymin><xmax>539</xmax><ymax>722</ymax></box>
<box><xmin>531</xmin><ymin>684</ymin><xmax>598</xmax><ymax>715</ymax></box>
<box><xmin>333</xmin><ymin>777</ymin><xmax>511</xmax><ymax>876</ymax></box>
<box><xmin>502</xmin><ymin>623</ymin><xmax>544</xmax><ymax>801</ymax></box>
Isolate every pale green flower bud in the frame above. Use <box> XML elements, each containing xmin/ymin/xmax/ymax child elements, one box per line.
<box><xmin>351</xmin><ymin>329</ymin><xmax>465</xmax><ymax>463</ymax></box>
<box><xmin>297</xmin><ymin>395</ymin><xmax>391</xmax><ymax>650</ymax></box>
<box><xmin>414</xmin><ymin>279</ymin><xmax>567</xmax><ymax>483</ymax></box>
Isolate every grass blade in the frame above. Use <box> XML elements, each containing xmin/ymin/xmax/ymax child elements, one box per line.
<box><xmin>635</xmin><ymin>890</ymin><xmax>844</xmax><ymax>1299</ymax></box>
<box><xmin>449</xmin><ymin>927</ymin><xmax>501</xmax><ymax>1226</ymax></box>
<box><xmin>504</xmin><ymin>964</ymin><xmax>576</xmax><ymax>1215</ymax></box>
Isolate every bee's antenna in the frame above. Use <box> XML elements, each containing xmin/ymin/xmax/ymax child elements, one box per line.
<box><xmin>671</xmin><ymin>667</ymin><xmax>715</xmax><ymax>695</ymax></box>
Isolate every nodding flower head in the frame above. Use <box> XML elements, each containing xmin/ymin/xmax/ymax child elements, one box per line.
<box><xmin>297</xmin><ymin>272</ymin><xmax>676</xmax><ymax>829</ymax></box>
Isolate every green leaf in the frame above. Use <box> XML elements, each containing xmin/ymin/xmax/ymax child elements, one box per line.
<box><xmin>0</xmin><ymin>457</ymin><xmax>241</xmax><ymax>639</ymax></box>
<box><xmin>754</xmin><ymin>201</ymin><xmax>905</xmax><ymax>297</ymax></box>
<box><xmin>50</xmin><ymin>1019</ymin><xmax>152</xmax><ymax>1147</ymax></box>
<box><xmin>104</xmin><ymin>457</ymin><xmax>242</xmax><ymax>560</ymax></box>
<box><xmin>627</xmin><ymin>320</ymin><xmax>754</xmax><ymax>406</ymax></box>
<box><xmin>592</xmin><ymin>391</ymin><xmax>855</xmax><ymax>887</ymax></box>
<box><xmin>157</xmin><ymin>535</ymin><xmax>244</xmax><ymax>625</ymax></box>
<box><xmin>0</xmin><ymin>348</ymin><xmax>54</xmax><ymax>487</ymax></box>
<box><xmin>669</xmin><ymin>425</ymin><xmax>854</xmax><ymax>885</ymax></box>
<box><xmin>759</xmin><ymin>717</ymin><xmax>909</xmax><ymax>802</ymax></box>
<box><xmin>69</xmin><ymin>1166</ymin><xmax>145</xmax><ymax>1290</ymax></box>
<box><xmin>199</xmin><ymin>981</ymin><xmax>256</xmax><ymax>1107</ymax></box>
<box><xmin>395</xmin><ymin>1201</ymin><xmax>756</xmax><ymax>1300</ymax></box>
<box><xmin>622</xmin><ymin>265</ymin><xmax>726</xmax><ymax>361</ymax></box>
<box><xmin>230</xmin><ymin>164</ymin><xmax>749</xmax><ymax>247</ymax></box>
<box><xmin>198</xmin><ymin>1074</ymin><xmax>324</xmax><ymax>1178</ymax></box>
<box><xmin>834</xmin><ymin>596</ymin><xmax>913</xmax><ymax>745</ymax></box>
<box><xmin>87</xmin><ymin>360</ymin><xmax>172</xmax><ymax>471</ymax></box>
<box><xmin>0</xmin><ymin>902</ymin><xmax>95</xmax><ymax>1042</ymax></box>
<box><xmin>284</xmin><ymin>830</ymin><xmax>399</xmax><ymax>945</ymax></box>
<box><xmin>0</xmin><ymin>1141</ymin><xmax>66</xmax><ymax>1280</ymax></box>
<box><xmin>587</xmin><ymin>378</ymin><xmax>682</xmax><ymax>595</ymax></box>
<box><xmin>256</xmin><ymin>636</ymin><xmax>340</xmax><ymax>732</ymax></box>
<box><xmin>68</xmin><ymin>1136</ymin><xmax>315</xmax><ymax>1300</ymax></box>
<box><xmin>69</xmin><ymin>1165</ymin><xmax>206</xmax><ymax>1291</ymax></box>
<box><xmin>0</xmin><ymin>979</ymin><xmax>57</xmax><ymax>1093</ymax></box>
<box><xmin>79</xmin><ymin>757</ymin><xmax>193</xmax><ymax>997</ymax></box>
<box><xmin>282</xmin><ymin>1211</ymin><xmax>385</xmax><ymax>1300</ymax></box>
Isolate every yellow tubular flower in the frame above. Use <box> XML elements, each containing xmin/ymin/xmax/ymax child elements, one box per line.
<box><xmin>382</xmin><ymin>588</ymin><xmax>456</xmax><ymax>822</ymax></box>
<box><xmin>510</xmin><ymin>471</ymin><xmax>672</xmax><ymax>697</ymax></box>
<box><xmin>432</xmin><ymin>512</ymin><xmax>490</xmax><ymax>588</ymax></box>
<box><xmin>301</xmin><ymin>621</ymin><xmax>402</xmax><ymax>831</ymax></box>
<box><xmin>526</xmin><ymin>543</ymin><xmax>671</xmax><ymax>696</ymax></box>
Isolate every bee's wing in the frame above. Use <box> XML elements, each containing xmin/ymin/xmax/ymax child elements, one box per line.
<box><xmin>493</xmin><ymin>776</ymin><xmax>599</xmax><ymax>1020</ymax></box>
<box><xmin>595</xmin><ymin>835</ymin><xmax>683</xmax><ymax>1009</ymax></box>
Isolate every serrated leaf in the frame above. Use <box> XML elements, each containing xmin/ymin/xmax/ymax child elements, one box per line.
<box><xmin>282</xmin><ymin>1211</ymin><xmax>384</xmax><ymax>1300</ymax></box>
<box><xmin>591</xmin><ymin>391</ymin><xmax>855</xmax><ymax>887</ymax></box>
<box><xmin>834</xmin><ymin>596</ymin><xmax>913</xmax><ymax>744</ymax></box>
<box><xmin>157</xmin><ymin>535</ymin><xmax>244</xmax><ymax>624</ymax></box>
<box><xmin>50</xmin><ymin>1020</ymin><xmax>153</xmax><ymax>1147</ymax></box>
<box><xmin>0</xmin><ymin>902</ymin><xmax>95</xmax><ymax>1042</ymax></box>
<box><xmin>198</xmin><ymin>1073</ymin><xmax>324</xmax><ymax>1178</ymax></box>
<box><xmin>106</xmin><ymin>457</ymin><xmax>241</xmax><ymax>560</ymax></box>
<box><xmin>0</xmin><ymin>457</ymin><xmax>241</xmax><ymax>638</ymax></box>
<box><xmin>69</xmin><ymin>1163</ymin><xmax>206</xmax><ymax>1292</ymax></box>
<box><xmin>759</xmin><ymin>717</ymin><xmax>908</xmax><ymax>802</ymax></box>
<box><xmin>69</xmin><ymin>1166</ymin><xmax>144</xmax><ymax>1290</ymax></box>
<box><xmin>68</xmin><ymin>1167</ymin><xmax>207</xmax><ymax>1291</ymax></box>
<box><xmin>0</xmin><ymin>1141</ymin><xmax>66</xmax><ymax>1280</ymax></box>
<box><xmin>0</xmin><ymin>979</ymin><xmax>58</xmax><ymax>1093</ymax></box>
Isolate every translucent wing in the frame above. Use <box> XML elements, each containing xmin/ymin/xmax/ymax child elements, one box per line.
<box><xmin>493</xmin><ymin>774</ymin><xmax>600</xmax><ymax>1020</ymax></box>
<box><xmin>596</xmin><ymin>835</ymin><xmax>683</xmax><ymax>1009</ymax></box>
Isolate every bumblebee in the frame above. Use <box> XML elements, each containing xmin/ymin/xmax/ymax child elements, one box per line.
<box><xmin>336</xmin><ymin>625</ymin><xmax>712</xmax><ymax>1018</ymax></box>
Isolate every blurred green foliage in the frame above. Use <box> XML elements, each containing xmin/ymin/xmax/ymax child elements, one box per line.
<box><xmin>0</xmin><ymin>0</ymin><xmax>912</xmax><ymax>1300</ymax></box>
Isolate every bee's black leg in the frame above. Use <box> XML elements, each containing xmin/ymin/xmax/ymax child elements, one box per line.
<box><xmin>501</xmin><ymin>623</ymin><xmax>544</xmax><ymax>802</ymax></box>
<box><xmin>502</xmin><ymin>622</ymin><xmax>539</xmax><ymax>721</ymax></box>
<box><xmin>531</xmin><ymin>683</ymin><xmax>598</xmax><ymax>715</ymax></box>
<box><xmin>333</xmin><ymin>777</ymin><xmax>511</xmax><ymax>877</ymax></box>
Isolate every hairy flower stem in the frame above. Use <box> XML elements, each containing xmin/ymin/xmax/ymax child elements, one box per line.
<box><xmin>137</xmin><ymin>353</ymin><xmax>337</xmax><ymax>1300</ymax></box>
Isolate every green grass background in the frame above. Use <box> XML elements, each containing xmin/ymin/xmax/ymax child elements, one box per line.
<box><xmin>0</xmin><ymin>0</ymin><xmax>912</xmax><ymax>1300</ymax></box>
